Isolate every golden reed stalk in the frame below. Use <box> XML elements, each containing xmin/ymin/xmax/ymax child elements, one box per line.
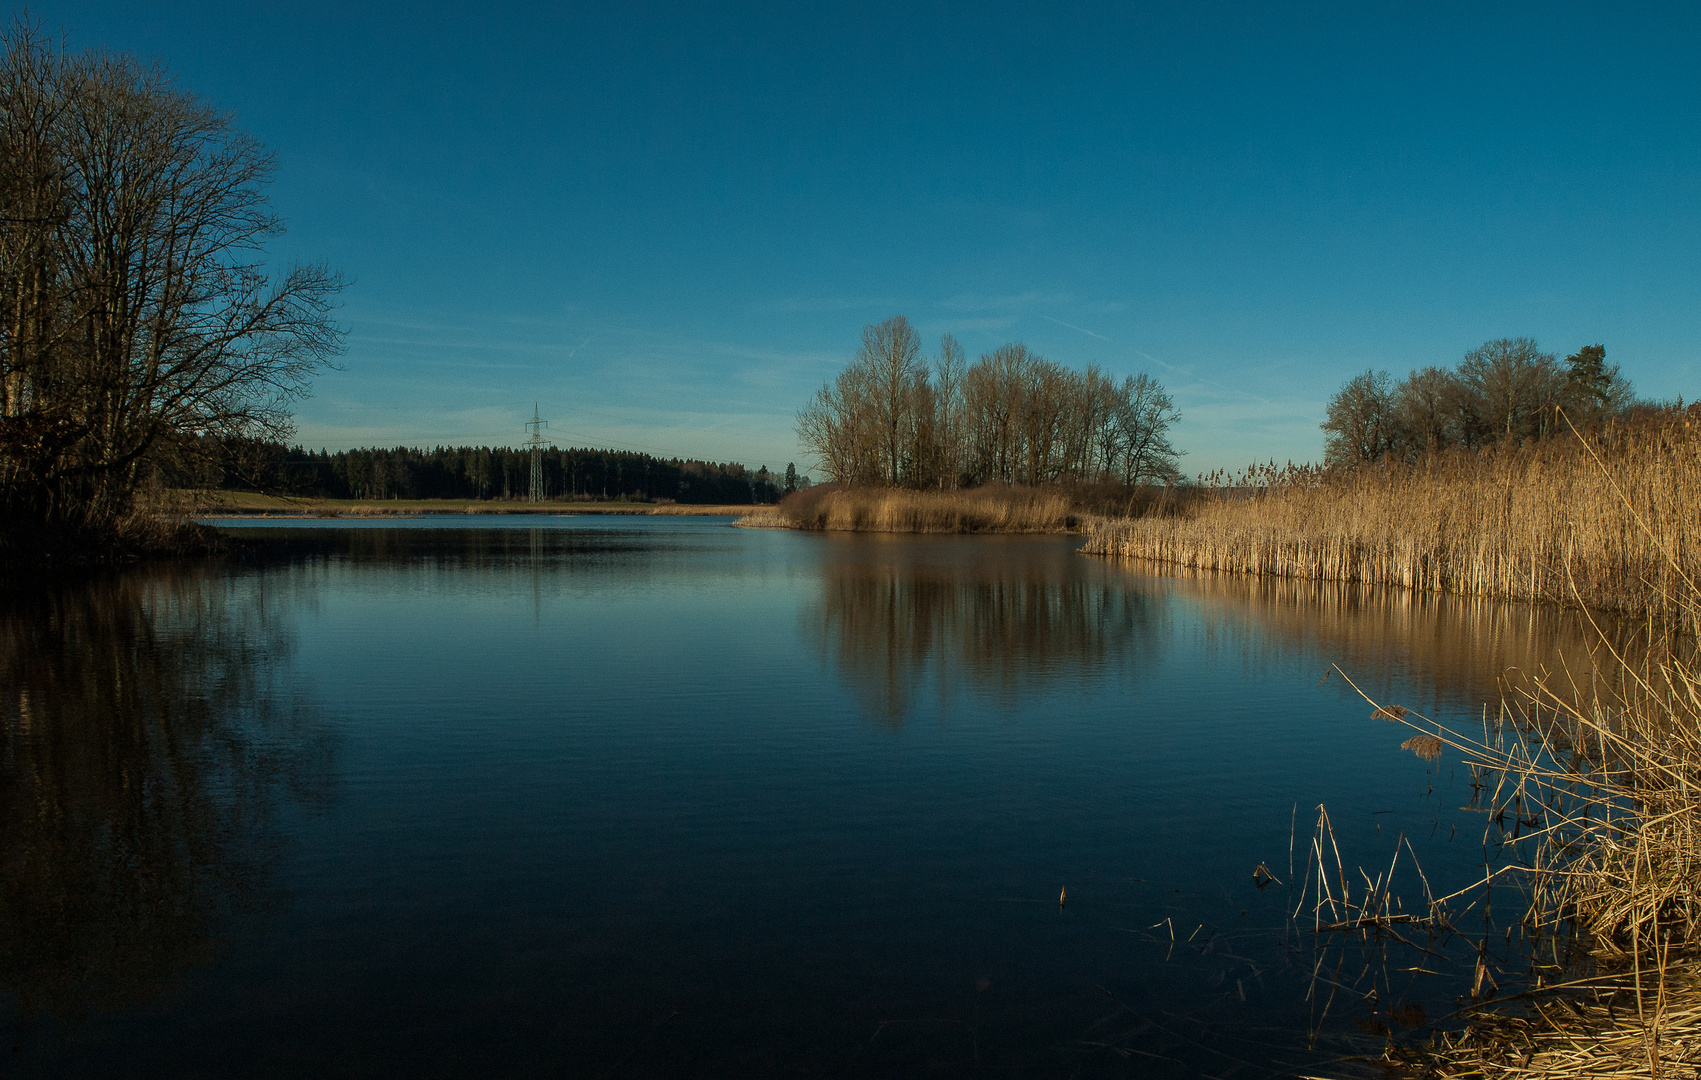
<box><xmin>1348</xmin><ymin>634</ymin><xmax>1701</xmax><ymax>1075</ymax></box>
<box><xmin>1084</xmin><ymin>413</ymin><xmax>1701</xmax><ymax>630</ymax></box>
<box><xmin>1268</xmin><ymin>413</ymin><xmax>1701</xmax><ymax>1076</ymax></box>
<box><xmin>739</xmin><ymin>484</ymin><xmax>1080</xmax><ymax>534</ymax></box>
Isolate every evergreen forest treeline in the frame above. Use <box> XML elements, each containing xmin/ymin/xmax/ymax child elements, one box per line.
<box><xmin>195</xmin><ymin>440</ymin><xmax>792</xmax><ymax>504</ymax></box>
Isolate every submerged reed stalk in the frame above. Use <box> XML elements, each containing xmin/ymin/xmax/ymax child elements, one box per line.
<box><xmin>1316</xmin><ymin>481</ymin><xmax>1701</xmax><ymax>1074</ymax></box>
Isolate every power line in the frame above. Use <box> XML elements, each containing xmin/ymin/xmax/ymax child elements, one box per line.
<box><xmin>524</xmin><ymin>403</ymin><xmax>548</xmax><ymax>503</ymax></box>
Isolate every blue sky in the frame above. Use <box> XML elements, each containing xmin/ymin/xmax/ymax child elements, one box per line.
<box><xmin>35</xmin><ymin>2</ymin><xmax>1701</xmax><ymax>472</ymax></box>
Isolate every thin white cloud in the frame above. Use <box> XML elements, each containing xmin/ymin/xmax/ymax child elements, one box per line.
<box><xmin>346</xmin><ymin>334</ymin><xmax>573</xmax><ymax>355</ymax></box>
<box><xmin>752</xmin><ymin>296</ymin><xmax>899</xmax><ymax>314</ymax></box>
<box><xmin>937</xmin><ymin>290</ymin><xmax>1074</xmax><ymax>312</ymax></box>
<box><xmin>1038</xmin><ymin>314</ymin><xmax>1113</xmax><ymax>342</ymax></box>
<box><xmin>927</xmin><ymin>316</ymin><xmax>1018</xmax><ymax>334</ymax></box>
<box><xmin>1130</xmin><ymin>349</ymin><xmax>1195</xmax><ymax>379</ymax></box>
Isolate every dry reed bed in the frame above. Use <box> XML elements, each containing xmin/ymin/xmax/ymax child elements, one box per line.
<box><xmin>1084</xmin><ymin>416</ymin><xmax>1701</xmax><ymax>626</ymax></box>
<box><xmin>1400</xmin><ymin>975</ymin><xmax>1701</xmax><ymax>1077</ymax></box>
<box><xmin>1326</xmin><ymin>606</ymin><xmax>1701</xmax><ymax>1075</ymax></box>
<box><xmin>1104</xmin><ymin>415</ymin><xmax>1701</xmax><ymax>1075</ymax></box>
<box><xmin>738</xmin><ymin>485</ymin><xmax>1082</xmax><ymax>534</ymax></box>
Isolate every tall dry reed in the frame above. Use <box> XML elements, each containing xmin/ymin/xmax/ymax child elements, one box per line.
<box><xmin>739</xmin><ymin>484</ymin><xmax>1081</xmax><ymax>534</ymax></box>
<box><xmin>1344</xmin><ymin>629</ymin><xmax>1701</xmax><ymax>1076</ymax></box>
<box><xmin>1266</xmin><ymin>417</ymin><xmax>1701</xmax><ymax>1076</ymax></box>
<box><xmin>1084</xmin><ymin>413</ymin><xmax>1701</xmax><ymax>628</ymax></box>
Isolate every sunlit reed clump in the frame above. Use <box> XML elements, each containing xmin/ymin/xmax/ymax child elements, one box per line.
<box><xmin>1084</xmin><ymin>412</ymin><xmax>1701</xmax><ymax>629</ymax></box>
<box><xmin>1342</xmin><ymin>627</ymin><xmax>1701</xmax><ymax>1075</ymax></box>
<box><xmin>738</xmin><ymin>484</ymin><xmax>1081</xmax><ymax>534</ymax></box>
<box><xmin>1141</xmin><ymin>410</ymin><xmax>1701</xmax><ymax>1073</ymax></box>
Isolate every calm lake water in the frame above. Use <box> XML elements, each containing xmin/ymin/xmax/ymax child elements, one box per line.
<box><xmin>1</xmin><ymin>517</ymin><xmax>1616</xmax><ymax>1077</ymax></box>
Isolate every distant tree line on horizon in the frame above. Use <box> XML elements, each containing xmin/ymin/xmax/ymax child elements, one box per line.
<box><xmin>797</xmin><ymin>316</ymin><xmax>1182</xmax><ymax>489</ymax></box>
<box><xmin>190</xmin><ymin>439</ymin><xmax>795</xmax><ymax>504</ymax></box>
<box><xmin>1322</xmin><ymin>338</ymin><xmax>1638</xmax><ymax>467</ymax></box>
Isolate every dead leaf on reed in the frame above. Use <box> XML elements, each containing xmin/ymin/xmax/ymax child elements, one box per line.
<box><xmin>1400</xmin><ymin>735</ymin><xmax>1442</xmax><ymax>761</ymax></box>
<box><xmin>1372</xmin><ymin>705</ymin><xmax>1409</xmax><ymax>722</ymax></box>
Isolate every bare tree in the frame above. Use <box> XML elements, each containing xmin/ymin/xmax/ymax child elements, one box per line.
<box><xmin>1061</xmin><ymin>364</ymin><xmax>1113</xmax><ymax>480</ymax></box>
<box><xmin>1086</xmin><ymin>368</ymin><xmax>1124</xmax><ymax>478</ymax></box>
<box><xmin>797</xmin><ymin>364</ymin><xmax>874</xmax><ymax>484</ymax></box>
<box><xmin>963</xmin><ymin>343</ymin><xmax>1035</xmax><ymax>484</ymax></box>
<box><xmin>800</xmin><ymin>317</ymin><xmax>1183</xmax><ymax>490</ymax></box>
<box><xmin>1321</xmin><ymin>370</ymin><xmax>1396</xmax><ymax>467</ymax></box>
<box><xmin>1018</xmin><ymin>355</ymin><xmax>1067</xmax><ymax>485</ymax></box>
<box><xmin>1390</xmin><ymin>366</ymin><xmax>1459</xmax><ymax>458</ymax></box>
<box><xmin>1116</xmin><ymin>372</ymin><xmax>1183</xmax><ymax>483</ymax></box>
<box><xmin>797</xmin><ymin>316</ymin><xmax>924</xmax><ymax>486</ymax></box>
<box><xmin>930</xmin><ymin>333</ymin><xmax>964</xmax><ymax>489</ymax></box>
<box><xmin>1457</xmin><ymin>337</ymin><xmax>1561</xmax><ymax>445</ymax></box>
<box><xmin>0</xmin><ymin>22</ymin><xmax>344</xmax><ymax>546</ymax></box>
<box><xmin>858</xmin><ymin>315</ymin><xmax>925</xmax><ymax>486</ymax></box>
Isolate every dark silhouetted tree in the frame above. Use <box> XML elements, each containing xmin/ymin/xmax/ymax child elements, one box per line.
<box><xmin>0</xmin><ymin>22</ymin><xmax>343</xmax><ymax>550</ymax></box>
<box><xmin>1457</xmin><ymin>337</ymin><xmax>1561</xmax><ymax>445</ymax></box>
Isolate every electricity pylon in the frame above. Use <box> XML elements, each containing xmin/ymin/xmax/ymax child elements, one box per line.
<box><xmin>525</xmin><ymin>403</ymin><xmax>548</xmax><ymax>503</ymax></box>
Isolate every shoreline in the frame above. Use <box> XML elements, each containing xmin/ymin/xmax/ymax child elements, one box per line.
<box><xmin>736</xmin><ymin>485</ymin><xmax>1095</xmax><ymax>534</ymax></box>
<box><xmin>191</xmin><ymin>493</ymin><xmax>761</xmax><ymax>518</ymax></box>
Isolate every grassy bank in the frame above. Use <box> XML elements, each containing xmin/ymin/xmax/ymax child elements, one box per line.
<box><xmin>192</xmin><ymin>491</ymin><xmax>760</xmax><ymax>517</ymax></box>
<box><xmin>1084</xmin><ymin>413</ymin><xmax>1701</xmax><ymax>627</ymax></box>
<box><xmin>737</xmin><ymin>484</ymin><xmax>1089</xmax><ymax>533</ymax></box>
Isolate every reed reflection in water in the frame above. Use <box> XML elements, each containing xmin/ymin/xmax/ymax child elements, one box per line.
<box><xmin>0</xmin><ymin>567</ymin><xmax>334</xmax><ymax>1021</ymax></box>
<box><xmin>1161</xmin><ymin>569</ymin><xmax>1641</xmax><ymax>722</ymax></box>
<box><xmin>806</xmin><ymin>536</ymin><xmax>1163</xmax><ymax>722</ymax></box>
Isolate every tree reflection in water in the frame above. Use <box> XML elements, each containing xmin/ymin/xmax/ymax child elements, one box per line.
<box><xmin>807</xmin><ymin>537</ymin><xmax>1641</xmax><ymax>727</ymax></box>
<box><xmin>806</xmin><ymin>538</ymin><xmax>1163</xmax><ymax>722</ymax></box>
<box><xmin>0</xmin><ymin>565</ymin><xmax>333</xmax><ymax>1020</ymax></box>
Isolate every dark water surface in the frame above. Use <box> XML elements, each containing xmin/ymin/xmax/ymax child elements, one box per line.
<box><xmin>1</xmin><ymin>518</ymin><xmax>1618</xmax><ymax>1077</ymax></box>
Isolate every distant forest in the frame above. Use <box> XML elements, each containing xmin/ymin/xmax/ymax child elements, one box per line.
<box><xmin>192</xmin><ymin>440</ymin><xmax>797</xmax><ymax>504</ymax></box>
